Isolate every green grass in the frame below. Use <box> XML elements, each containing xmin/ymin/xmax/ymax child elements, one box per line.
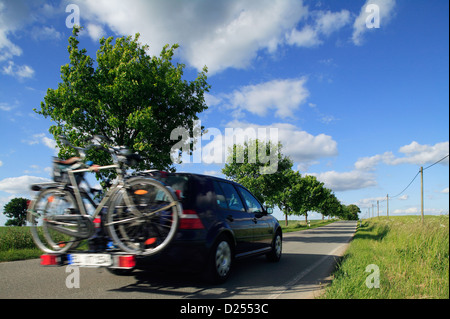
<box><xmin>0</xmin><ymin>226</ymin><xmax>89</xmax><ymax>262</ymax></box>
<box><xmin>279</xmin><ymin>219</ymin><xmax>337</xmax><ymax>233</ymax></box>
<box><xmin>321</xmin><ymin>215</ymin><xmax>449</xmax><ymax>299</ymax></box>
<box><xmin>0</xmin><ymin>227</ymin><xmax>42</xmax><ymax>261</ymax></box>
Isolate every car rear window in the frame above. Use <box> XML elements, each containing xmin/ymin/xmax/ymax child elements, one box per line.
<box><xmin>145</xmin><ymin>172</ymin><xmax>198</xmax><ymax>209</ymax></box>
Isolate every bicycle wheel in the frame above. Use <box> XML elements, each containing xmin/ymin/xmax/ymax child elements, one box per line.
<box><xmin>27</xmin><ymin>188</ymin><xmax>79</xmax><ymax>254</ymax></box>
<box><xmin>105</xmin><ymin>177</ymin><xmax>181</xmax><ymax>256</ymax></box>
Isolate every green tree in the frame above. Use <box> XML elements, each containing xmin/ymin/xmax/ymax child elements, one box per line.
<box><xmin>3</xmin><ymin>198</ymin><xmax>29</xmax><ymax>226</ymax></box>
<box><xmin>293</xmin><ymin>175</ymin><xmax>326</xmax><ymax>224</ymax></box>
<box><xmin>222</xmin><ymin>139</ymin><xmax>293</xmax><ymax>206</ymax></box>
<box><xmin>344</xmin><ymin>204</ymin><xmax>361</xmax><ymax>220</ymax></box>
<box><xmin>275</xmin><ymin>170</ymin><xmax>306</xmax><ymax>226</ymax></box>
<box><xmin>35</xmin><ymin>27</ymin><xmax>210</xmax><ymax>179</ymax></box>
<box><xmin>316</xmin><ymin>188</ymin><xmax>338</xmax><ymax>219</ymax></box>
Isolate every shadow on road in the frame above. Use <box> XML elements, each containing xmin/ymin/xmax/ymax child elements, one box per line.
<box><xmin>108</xmin><ymin>252</ymin><xmax>340</xmax><ymax>299</ymax></box>
<box><xmin>107</xmin><ymin>221</ymin><xmax>356</xmax><ymax>298</ymax></box>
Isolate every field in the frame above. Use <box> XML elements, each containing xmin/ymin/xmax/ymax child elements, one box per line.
<box><xmin>321</xmin><ymin>215</ymin><xmax>449</xmax><ymax>299</ymax></box>
<box><xmin>0</xmin><ymin>226</ymin><xmax>92</xmax><ymax>262</ymax></box>
<box><xmin>0</xmin><ymin>227</ymin><xmax>42</xmax><ymax>262</ymax></box>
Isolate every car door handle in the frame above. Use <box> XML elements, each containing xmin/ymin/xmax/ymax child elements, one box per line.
<box><xmin>252</xmin><ymin>217</ymin><xmax>258</xmax><ymax>223</ymax></box>
<box><xmin>226</xmin><ymin>215</ymin><xmax>234</xmax><ymax>222</ymax></box>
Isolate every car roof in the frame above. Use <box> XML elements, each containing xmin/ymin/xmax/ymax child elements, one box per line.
<box><xmin>171</xmin><ymin>171</ymin><xmax>241</xmax><ymax>185</ymax></box>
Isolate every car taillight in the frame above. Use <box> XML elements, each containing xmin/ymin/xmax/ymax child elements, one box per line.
<box><xmin>40</xmin><ymin>254</ymin><xmax>63</xmax><ymax>266</ymax></box>
<box><xmin>179</xmin><ymin>209</ymin><xmax>204</xmax><ymax>229</ymax></box>
<box><xmin>111</xmin><ymin>254</ymin><xmax>136</xmax><ymax>269</ymax></box>
<box><xmin>118</xmin><ymin>255</ymin><xmax>136</xmax><ymax>268</ymax></box>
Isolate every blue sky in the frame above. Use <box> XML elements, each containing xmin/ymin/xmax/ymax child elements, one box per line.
<box><xmin>0</xmin><ymin>0</ymin><xmax>448</xmax><ymax>225</ymax></box>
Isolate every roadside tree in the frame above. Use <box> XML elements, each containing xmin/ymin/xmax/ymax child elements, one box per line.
<box><xmin>222</xmin><ymin>140</ymin><xmax>293</xmax><ymax>206</ymax></box>
<box><xmin>35</xmin><ymin>27</ymin><xmax>210</xmax><ymax>180</ymax></box>
<box><xmin>3</xmin><ymin>198</ymin><xmax>29</xmax><ymax>226</ymax></box>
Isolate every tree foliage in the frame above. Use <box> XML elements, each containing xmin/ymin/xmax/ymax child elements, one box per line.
<box><xmin>222</xmin><ymin>140</ymin><xmax>293</xmax><ymax>205</ymax></box>
<box><xmin>3</xmin><ymin>198</ymin><xmax>29</xmax><ymax>226</ymax></box>
<box><xmin>222</xmin><ymin>140</ymin><xmax>361</xmax><ymax>223</ymax></box>
<box><xmin>343</xmin><ymin>204</ymin><xmax>361</xmax><ymax>220</ymax></box>
<box><xmin>35</xmin><ymin>27</ymin><xmax>210</xmax><ymax>179</ymax></box>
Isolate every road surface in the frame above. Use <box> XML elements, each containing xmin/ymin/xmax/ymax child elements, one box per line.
<box><xmin>0</xmin><ymin>220</ymin><xmax>356</xmax><ymax>299</ymax></box>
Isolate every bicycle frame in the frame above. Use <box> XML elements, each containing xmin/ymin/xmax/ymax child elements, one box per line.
<box><xmin>67</xmin><ymin>163</ymin><xmax>123</xmax><ymax>218</ymax></box>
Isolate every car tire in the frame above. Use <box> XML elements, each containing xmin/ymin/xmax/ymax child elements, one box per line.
<box><xmin>266</xmin><ymin>231</ymin><xmax>282</xmax><ymax>262</ymax></box>
<box><xmin>205</xmin><ymin>235</ymin><xmax>233</xmax><ymax>284</ymax></box>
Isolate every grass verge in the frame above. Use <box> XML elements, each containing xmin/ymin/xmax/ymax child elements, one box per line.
<box><xmin>0</xmin><ymin>227</ymin><xmax>42</xmax><ymax>262</ymax></box>
<box><xmin>321</xmin><ymin>215</ymin><xmax>449</xmax><ymax>299</ymax></box>
<box><xmin>0</xmin><ymin>226</ymin><xmax>89</xmax><ymax>262</ymax></box>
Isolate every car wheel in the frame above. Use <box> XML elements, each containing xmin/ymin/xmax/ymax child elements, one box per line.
<box><xmin>266</xmin><ymin>231</ymin><xmax>282</xmax><ymax>262</ymax></box>
<box><xmin>205</xmin><ymin>235</ymin><xmax>233</xmax><ymax>284</ymax></box>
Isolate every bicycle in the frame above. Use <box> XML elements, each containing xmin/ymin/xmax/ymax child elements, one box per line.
<box><xmin>27</xmin><ymin>135</ymin><xmax>181</xmax><ymax>256</ymax></box>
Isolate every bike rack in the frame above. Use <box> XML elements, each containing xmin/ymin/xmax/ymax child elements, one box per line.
<box><xmin>40</xmin><ymin>252</ymin><xmax>136</xmax><ymax>269</ymax></box>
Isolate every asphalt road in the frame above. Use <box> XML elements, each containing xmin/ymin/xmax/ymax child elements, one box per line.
<box><xmin>0</xmin><ymin>220</ymin><xmax>356</xmax><ymax>299</ymax></box>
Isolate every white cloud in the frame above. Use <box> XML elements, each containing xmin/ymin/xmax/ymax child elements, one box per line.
<box><xmin>352</xmin><ymin>0</ymin><xmax>396</xmax><ymax>45</ymax></box>
<box><xmin>202</xmin><ymin>120</ymin><xmax>338</xmax><ymax>170</ymax></box>
<box><xmin>74</xmin><ymin>0</ymin><xmax>310</xmax><ymax>74</ymax></box>
<box><xmin>31</xmin><ymin>25</ymin><xmax>62</xmax><ymax>41</ymax></box>
<box><xmin>356</xmin><ymin>196</ymin><xmax>388</xmax><ymax>209</ymax></box>
<box><xmin>321</xmin><ymin>140</ymin><xmax>448</xmax><ymax>193</ymax></box>
<box><xmin>355</xmin><ymin>141</ymin><xmax>449</xmax><ymax>170</ymax></box>
<box><xmin>0</xmin><ymin>0</ymin><xmax>27</xmax><ymax>61</ymax></box>
<box><xmin>441</xmin><ymin>187</ymin><xmax>449</xmax><ymax>194</ymax></box>
<box><xmin>0</xmin><ymin>31</ymin><xmax>22</xmax><ymax>61</ymax></box>
<box><xmin>316</xmin><ymin>10</ymin><xmax>352</xmax><ymax>36</ymax></box>
<box><xmin>74</xmin><ymin>0</ymin><xmax>359</xmax><ymax>74</ymax></box>
<box><xmin>0</xmin><ymin>175</ymin><xmax>51</xmax><ymax>195</ymax></box>
<box><xmin>22</xmin><ymin>133</ymin><xmax>57</xmax><ymax>151</ymax></box>
<box><xmin>0</xmin><ymin>102</ymin><xmax>14</xmax><ymax>111</ymax></box>
<box><xmin>394</xmin><ymin>141</ymin><xmax>449</xmax><ymax>166</ymax></box>
<box><xmin>286</xmin><ymin>26</ymin><xmax>321</xmax><ymax>47</ymax></box>
<box><xmin>218</xmin><ymin>78</ymin><xmax>309</xmax><ymax>119</ymax></box>
<box><xmin>2</xmin><ymin>60</ymin><xmax>34</xmax><ymax>79</ymax></box>
<box><xmin>0</xmin><ymin>1</ymin><xmax>62</xmax><ymax>76</ymax></box>
<box><xmin>309</xmin><ymin>170</ymin><xmax>377</xmax><ymax>192</ymax></box>
<box><xmin>354</xmin><ymin>152</ymin><xmax>393</xmax><ymax>171</ymax></box>
<box><xmin>86</xmin><ymin>23</ymin><xmax>105</xmax><ymax>41</ymax></box>
<box><xmin>286</xmin><ymin>9</ymin><xmax>351</xmax><ymax>47</ymax></box>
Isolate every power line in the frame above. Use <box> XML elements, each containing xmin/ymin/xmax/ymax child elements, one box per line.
<box><xmin>363</xmin><ymin>154</ymin><xmax>449</xmax><ymax>218</ymax></box>
<box><xmin>390</xmin><ymin>170</ymin><xmax>420</xmax><ymax>199</ymax></box>
<box><xmin>384</xmin><ymin>154</ymin><xmax>449</xmax><ymax>200</ymax></box>
<box><xmin>423</xmin><ymin>154</ymin><xmax>449</xmax><ymax>171</ymax></box>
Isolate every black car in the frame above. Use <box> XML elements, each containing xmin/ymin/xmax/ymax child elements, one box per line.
<box><xmin>133</xmin><ymin>172</ymin><xmax>282</xmax><ymax>284</ymax></box>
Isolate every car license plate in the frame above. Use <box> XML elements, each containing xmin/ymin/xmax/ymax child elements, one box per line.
<box><xmin>68</xmin><ymin>253</ymin><xmax>112</xmax><ymax>267</ymax></box>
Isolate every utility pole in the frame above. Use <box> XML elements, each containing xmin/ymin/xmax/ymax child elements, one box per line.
<box><xmin>377</xmin><ymin>200</ymin><xmax>379</xmax><ymax>218</ymax></box>
<box><xmin>420</xmin><ymin>166</ymin><xmax>424</xmax><ymax>224</ymax></box>
<box><xmin>386</xmin><ymin>194</ymin><xmax>389</xmax><ymax>219</ymax></box>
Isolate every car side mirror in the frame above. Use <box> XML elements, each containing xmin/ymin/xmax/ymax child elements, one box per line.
<box><xmin>266</xmin><ymin>207</ymin><xmax>273</xmax><ymax>215</ymax></box>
